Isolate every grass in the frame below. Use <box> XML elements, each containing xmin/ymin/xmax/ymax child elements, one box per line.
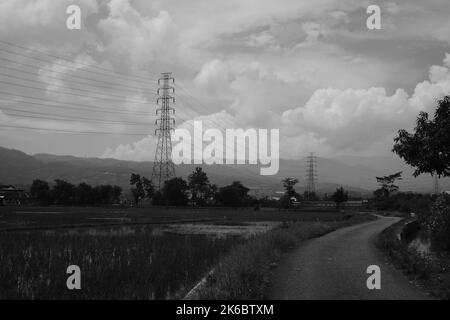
<box><xmin>0</xmin><ymin>206</ymin><xmax>348</xmax><ymax>232</ymax></box>
<box><xmin>375</xmin><ymin>218</ymin><xmax>450</xmax><ymax>299</ymax></box>
<box><xmin>195</xmin><ymin>213</ymin><xmax>376</xmax><ymax>299</ymax></box>
<box><xmin>0</xmin><ymin>206</ymin><xmax>373</xmax><ymax>300</ymax></box>
<box><xmin>0</xmin><ymin>226</ymin><xmax>241</xmax><ymax>299</ymax></box>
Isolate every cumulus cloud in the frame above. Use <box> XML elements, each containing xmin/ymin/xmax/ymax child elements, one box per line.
<box><xmin>2</xmin><ymin>0</ymin><xmax>450</xmax><ymax>160</ymax></box>
<box><xmin>101</xmin><ymin>110</ymin><xmax>238</xmax><ymax>161</ymax></box>
<box><xmin>0</xmin><ymin>0</ymin><xmax>98</xmax><ymax>47</ymax></box>
<box><xmin>280</xmin><ymin>54</ymin><xmax>450</xmax><ymax>157</ymax></box>
<box><xmin>102</xmin><ymin>135</ymin><xmax>158</xmax><ymax>161</ymax></box>
<box><xmin>194</xmin><ymin>59</ymin><xmax>234</xmax><ymax>95</ymax></box>
<box><xmin>96</xmin><ymin>0</ymin><xmax>178</xmax><ymax>71</ymax></box>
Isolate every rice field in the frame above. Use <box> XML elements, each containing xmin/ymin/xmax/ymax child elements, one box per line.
<box><xmin>0</xmin><ymin>206</ymin><xmax>347</xmax><ymax>299</ymax></box>
<box><xmin>0</xmin><ymin>225</ymin><xmax>241</xmax><ymax>299</ymax></box>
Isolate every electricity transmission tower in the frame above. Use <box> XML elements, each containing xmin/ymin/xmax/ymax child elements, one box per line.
<box><xmin>305</xmin><ymin>152</ymin><xmax>317</xmax><ymax>200</ymax></box>
<box><xmin>151</xmin><ymin>72</ymin><xmax>176</xmax><ymax>189</ymax></box>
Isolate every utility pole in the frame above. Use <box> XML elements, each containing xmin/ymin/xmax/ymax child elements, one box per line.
<box><xmin>305</xmin><ymin>152</ymin><xmax>317</xmax><ymax>200</ymax></box>
<box><xmin>151</xmin><ymin>72</ymin><xmax>176</xmax><ymax>189</ymax></box>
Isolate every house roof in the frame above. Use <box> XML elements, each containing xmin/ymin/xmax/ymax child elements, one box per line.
<box><xmin>0</xmin><ymin>185</ymin><xmax>24</xmax><ymax>192</ymax></box>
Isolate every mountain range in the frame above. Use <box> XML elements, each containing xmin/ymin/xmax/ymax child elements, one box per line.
<box><xmin>0</xmin><ymin>146</ymin><xmax>448</xmax><ymax>197</ymax></box>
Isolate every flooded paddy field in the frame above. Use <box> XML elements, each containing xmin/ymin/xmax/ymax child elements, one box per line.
<box><xmin>0</xmin><ymin>206</ymin><xmax>346</xmax><ymax>299</ymax></box>
<box><xmin>0</xmin><ymin>223</ymin><xmax>242</xmax><ymax>299</ymax></box>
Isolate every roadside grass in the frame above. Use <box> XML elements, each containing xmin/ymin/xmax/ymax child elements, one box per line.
<box><xmin>375</xmin><ymin>219</ymin><xmax>450</xmax><ymax>299</ymax></box>
<box><xmin>195</xmin><ymin>213</ymin><xmax>376</xmax><ymax>299</ymax></box>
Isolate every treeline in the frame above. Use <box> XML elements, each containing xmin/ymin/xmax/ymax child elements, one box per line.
<box><xmin>130</xmin><ymin>168</ymin><xmax>350</xmax><ymax>209</ymax></box>
<box><xmin>30</xmin><ymin>179</ymin><xmax>122</xmax><ymax>206</ymax></box>
<box><xmin>129</xmin><ymin>168</ymin><xmax>255</xmax><ymax>207</ymax></box>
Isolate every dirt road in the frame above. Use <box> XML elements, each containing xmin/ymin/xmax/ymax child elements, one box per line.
<box><xmin>269</xmin><ymin>216</ymin><xmax>431</xmax><ymax>300</ymax></box>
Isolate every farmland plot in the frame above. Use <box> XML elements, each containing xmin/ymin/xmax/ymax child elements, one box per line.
<box><xmin>0</xmin><ymin>225</ymin><xmax>241</xmax><ymax>299</ymax></box>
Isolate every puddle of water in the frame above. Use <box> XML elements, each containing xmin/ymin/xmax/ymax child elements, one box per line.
<box><xmin>162</xmin><ymin>221</ymin><xmax>280</xmax><ymax>239</ymax></box>
<box><xmin>45</xmin><ymin>225</ymin><xmax>142</xmax><ymax>236</ymax></box>
<box><xmin>15</xmin><ymin>211</ymin><xmax>66</xmax><ymax>214</ymax></box>
<box><xmin>40</xmin><ymin>221</ymin><xmax>279</xmax><ymax>239</ymax></box>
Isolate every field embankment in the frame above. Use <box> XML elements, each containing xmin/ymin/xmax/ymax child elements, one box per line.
<box><xmin>375</xmin><ymin>218</ymin><xmax>450</xmax><ymax>299</ymax></box>
<box><xmin>192</xmin><ymin>213</ymin><xmax>376</xmax><ymax>299</ymax></box>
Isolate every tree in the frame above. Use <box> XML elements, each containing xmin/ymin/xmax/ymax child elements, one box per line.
<box><xmin>280</xmin><ymin>177</ymin><xmax>300</xmax><ymax>208</ymax></box>
<box><xmin>188</xmin><ymin>167</ymin><xmax>210</xmax><ymax>206</ymax></box>
<box><xmin>393</xmin><ymin>95</ymin><xmax>450</xmax><ymax>178</ymax></box>
<box><xmin>30</xmin><ymin>179</ymin><xmax>52</xmax><ymax>205</ymax></box>
<box><xmin>217</xmin><ymin>181</ymin><xmax>250</xmax><ymax>207</ymax></box>
<box><xmin>331</xmin><ymin>187</ymin><xmax>348</xmax><ymax>209</ymax></box>
<box><xmin>142</xmin><ymin>177</ymin><xmax>155</xmax><ymax>200</ymax></box>
<box><xmin>303</xmin><ymin>191</ymin><xmax>319</xmax><ymax>201</ymax></box>
<box><xmin>130</xmin><ymin>173</ymin><xmax>145</xmax><ymax>206</ymax></box>
<box><xmin>76</xmin><ymin>182</ymin><xmax>94</xmax><ymax>205</ymax></box>
<box><xmin>207</xmin><ymin>183</ymin><xmax>219</xmax><ymax>206</ymax></box>
<box><xmin>52</xmin><ymin>179</ymin><xmax>76</xmax><ymax>205</ymax></box>
<box><xmin>151</xmin><ymin>190</ymin><xmax>164</xmax><ymax>206</ymax></box>
<box><xmin>112</xmin><ymin>185</ymin><xmax>122</xmax><ymax>203</ymax></box>
<box><xmin>161</xmin><ymin>177</ymin><xmax>189</xmax><ymax>206</ymax></box>
<box><xmin>282</xmin><ymin>178</ymin><xmax>299</xmax><ymax>198</ymax></box>
<box><xmin>374</xmin><ymin>171</ymin><xmax>403</xmax><ymax>198</ymax></box>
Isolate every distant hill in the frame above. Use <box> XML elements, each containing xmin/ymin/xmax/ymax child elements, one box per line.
<box><xmin>1</xmin><ymin>146</ymin><xmax>448</xmax><ymax>196</ymax></box>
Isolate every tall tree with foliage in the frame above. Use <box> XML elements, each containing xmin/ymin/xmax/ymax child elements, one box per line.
<box><xmin>30</xmin><ymin>179</ymin><xmax>52</xmax><ymax>205</ymax></box>
<box><xmin>282</xmin><ymin>178</ymin><xmax>299</xmax><ymax>199</ymax></box>
<box><xmin>188</xmin><ymin>167</ymin><xmax>210</xmax><ymax>206</ymax></box>
<box><xmin>374</xmin><ymin>171</ymin><xmax>403</xmax><ymax>198</ymax></box>
<box><xmin>161</xmin><ymin>177</ymin><xmax>189</xmax><ymax>206</ymax></box>
<box><xmin>394</xmin><ymin>96</ymin><xmax>450</xmax><ymax>249</ymax></box>
<box><xmin>331</xmin><ymin>187</ymin><xmax>348</xmax><ymax>210</ymax></box>
<box><xmin>217</xmin><ymin>181</ymin><xmax>250</xmax><ymax>207</ymax></box>
<box><xmin>52</xmin><ymin>179</ymin><xmax>76</xmax><ymax>205</ymax></box>
<box><xmin>393</xmin><ymin>95</ymin><xmax>450</xmax><ymax>178</ymax></box>
<box><xmin>280</xmin><ymin>177</ymin><xmax>301</xmax><ymax>208</ymax></box>
<box><xmin>142</xmin><ymin>177</ymin><xmax>155</xmax><ymax>200</ymax></box>
<box><xmin>130</xmin><ymin>173</ymin><xmax>145</xmax><ymax>206</ymax></box>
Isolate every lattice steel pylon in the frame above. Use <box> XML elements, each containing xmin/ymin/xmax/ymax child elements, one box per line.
<box><xmin>305</xmin><ymin>152</ymin><xmax>317</xmax><ymax>199</ymax></box>
<box><xmin>151</xmin><ymin>72</ymin><xmax>176</xmax><ymax>189</ymax></box>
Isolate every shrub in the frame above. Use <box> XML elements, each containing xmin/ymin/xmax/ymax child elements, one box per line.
<box><xmin>420</xmin><ymin>195</ymin><xmax>450</xmax><ymax>250</ymax></box>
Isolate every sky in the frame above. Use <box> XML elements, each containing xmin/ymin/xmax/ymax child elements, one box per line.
<box><xmin>0</xmin><ymin>0</ymin><xmax>449</xmax><ymax>161</ymax></box>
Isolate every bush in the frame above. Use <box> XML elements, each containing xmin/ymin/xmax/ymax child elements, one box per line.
<box><xmin>420</xmin><ymin>195</ymin><xmax>450</xmax><ymax>250</ymax></box>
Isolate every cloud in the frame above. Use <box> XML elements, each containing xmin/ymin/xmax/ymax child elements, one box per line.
<box><xmin>246</xmin><ymin>31</ymin><xmax>275</xmax><ymax>48</ymax></box>
<box><xmin>194</xmin><ymin>59</ymin><xmax>233</xmax><ymax>95</ymax></box>
<box><xmin>102</xmin><ymin>135</ymin><xmax>158</xmax><ymax>161</ymax></box>
<box><xmin>96</xmin><ymin>0</ymin><xmax>178</xmax><ymax>72</ymax></box>
<box><xmin>280</xmin><ymin>53</ymin><xmax>450</xmax><ymax>157</ymax></box>
<box><xmin>0</xmin><ymin>0</ymin><xmax>98</xmax><ymax>46</ymax></box>
<box><xmin>101</xmin><ymin>110</ymin><xmax>238</xmax><ymax>161</ymax></box>
<box><xmin>2</xmin><ymin>0</ymin><xmax>450</xmax><ymax>160</ymax></box>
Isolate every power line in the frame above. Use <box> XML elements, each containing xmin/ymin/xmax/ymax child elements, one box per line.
<box><xmin>0</xmin><ymin>62</ymin><xmax>159</xmax><ymax>95</ymax></box>
<box><xmin>174</xmin><ymin>81</ymin><xmax>252</xmax><ymax>154</ymax></box>
<box><xmin>0</xmin><ymin>75</ymin><xmax>153</xmax><ymax>105</ymax></box>
<box><xmin>0</xmin><ymin>79</ymin><xmax>154</xmax><ymax>105</ymax></box>
<box><xmin>0</xmin><ymin>107</ymin><xmax>154</xmax><ymax>126</ymax></box>
<box><xmin>0</xmin><ymin>93</ymin><xmax>151</xmax><ymax>116</ymax></box>
<box><xmin>0</xmin><ymin>124</ymin><xmax>151</xmax><ymax>136</ymax></box>
<box><xmin>0</xmin><ymin>40</ymin><xmax>159</xmax><ymax>83</ymax></box>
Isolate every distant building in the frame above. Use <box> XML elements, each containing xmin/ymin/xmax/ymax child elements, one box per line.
<box><xmin>0</xmin><ymin>185</ymin><xmax>28</xmax><ymax>205</ymax></box>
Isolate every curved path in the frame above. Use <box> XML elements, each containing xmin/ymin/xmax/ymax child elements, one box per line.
<box><xmin>268</xmin><ymin>216</ymin><xmax>431</xmax><ymax>300</ymax></box>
